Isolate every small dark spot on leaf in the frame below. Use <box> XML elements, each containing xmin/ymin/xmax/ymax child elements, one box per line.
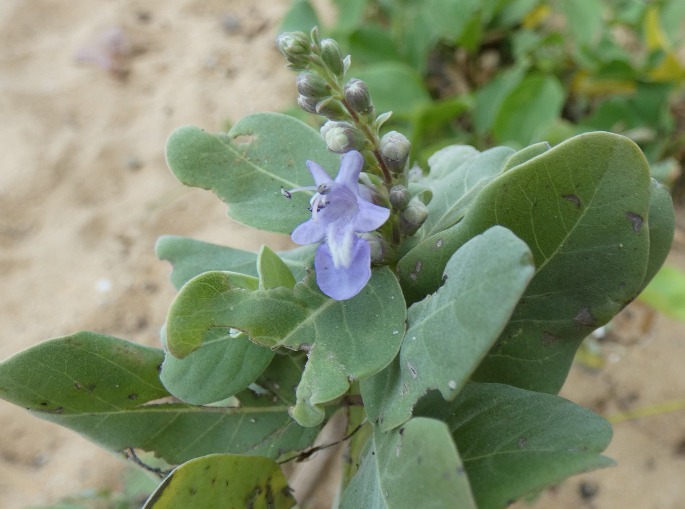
<box><xmin>40</xmin><ymin>401</ymin><xmax>48</xmax><ymax>406</ymax></box>
<box><xmin>225</xmin><ymin>479</ymin><xmax>230</xmax><ymax>487</ymax></box>
<box><xmin>156</xmin><ymin>363</ymin><xmax>163</xmax><ymax>372</ymax></box>
<box><xmin>74</xmin><ymin>382</ymin><xmax>83</xmax><ymax>390</ymax></box>
<box><xmin>625</xmin><ymin>211</ymin><xmax>643</xmax><ymax>232</ymax></box>
<box><xmin>204</xmin><ymin>464</ymin><xmax>211</xmax><ymax>471</ymax></box>
<box><xmin>542</xmin><ymin>331</ymin><xmax>559</xmax><ymax>346</ymax></box>
<box><xmin>574</xmin><ymin>307</ymin><xmax>596</xmax><ymax>327</ymax></box>
<box><xmin>86</xmin><ymin>383</ymin><xmax>97</xmax><ymax>392</ymax></box>
<box><xmin>518</xmin><ymin>437</ymin><xmax>528</xmax><ymax>448</ymax></box>
<box><xmin>399</xmin><ymin>427</ymin><xmax>405</xmax><ymax>436</ymax></box>
<box><xmin>189</xmin><ymin>487</ymin><xmax>197</xmax><ymax>496</ymax></box>
<box><xmin>406</xmin><ymin>361</ymin><xmax>418</xmax><ymax>379</ymax></box>
<box><xmin>128</xmin><ymin>393</ymin><xmax>138</xmax><ymax>400</ymax></box>
<box><xmin>579</xmin><ymin>481</ymin><xmax>599</xmax><ymax>501</ymax></box>
<box><xmin>211</xmin><ymin>477</ymin><xmax>216</xmax><ymax>485</ymax></box>
<box><xmin>562</xmin><ymin>194</ymin><xmax>582</xmax><ymax>208</ymax></box>
<box><xmin>416</xmin><ymin>455</ymin><xmax>422</xmax><ymax>465</ymax></box>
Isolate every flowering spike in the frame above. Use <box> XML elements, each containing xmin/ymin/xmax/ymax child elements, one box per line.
<box><xmin>290</xmin><ymin>151</ymin><xmax>390</xmax><ymax>300</ymax></box>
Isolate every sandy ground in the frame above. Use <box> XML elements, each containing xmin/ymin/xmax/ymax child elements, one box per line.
<box><xmin>1</xmin><ymin>1</ymin><xmax>684</xmax><ymax>508</ymax></box>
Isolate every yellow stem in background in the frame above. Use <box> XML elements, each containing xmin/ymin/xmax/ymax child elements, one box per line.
<box><xmin>607</xmin><ymin>400</ymin><xmax>685</xmax><ymax>424</ymax></box>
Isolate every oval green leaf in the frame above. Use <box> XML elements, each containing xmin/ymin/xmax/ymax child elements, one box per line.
<box><xmin>339</xmin><ymin>417</ymin><xmax>477</xmax><ymax>509</ymax></box>
<box><xmin>0</xmin><ymin>333</ymin><xmax>319</xmax><ymax>464</ymax></box>
<box><xmin>165</xmin><ymin>112</ymin><xmax>339</xmax><ymax>234</ymax></box>
<box><xmin>419</xmin><ymin>383</ymin><xmax>615</xmax><ymax>509</ymax></box>
<box><xmin>362</xmin><ymin>226</ymin><xmax>534</xmax><ymax>431</ymax></box>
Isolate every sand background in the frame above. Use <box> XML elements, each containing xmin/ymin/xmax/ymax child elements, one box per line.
<box><xmin>1</xmin><ymin>1</ymin><xmax>684</xmax><ymax>508</ymax></box>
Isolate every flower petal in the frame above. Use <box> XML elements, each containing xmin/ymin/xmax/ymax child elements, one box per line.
<box><xmin>292</xmin><ymin>218</ymin><xmax>326</xmax><ymax>244</ymax></box>
<box><xmin>314</xmin><ymin>237</ymin><xmax>371</xmax><ymax>300</ymax></box>
<box><xmin>306</xmin><ymin>160</ymin><xmax>333</xmax><ymax>186</ymax></box>
<box><xmin>353</xmin><ymin>201</ymin><xmax>390</xmax><ymax>232</ymax></box>
<box><xmin>335</xmin><ymin>150</ymin><xmax>363</xmax><ymax>194</ymax></box>
<box><xmin>326</xmin><ymin>221</ymin><xmax>356</xmax><ymax>269</ymax></box>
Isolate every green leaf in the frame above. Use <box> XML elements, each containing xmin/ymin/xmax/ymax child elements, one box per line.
<box><xmin>642</xmin><ymin>178</ymin><xmax>675</xmax><ymax>288</ymax></box>
<box><xmin>347</xmin><ymin>26</ymin><xmax>402</xmax><ymax>66</ymax></box>
<box><xmin>165</xmin><ymin>113</ymin><xmax>339</xmax><ymax>234</ymax></box>
<box><xmin>473</xmin><ymin>65</ymin><xmax>526</xmax><ymax>135</ymax></box>
<box><xmin>423</xmin><ymin>0</ymin><xmax>480</xmax><ymax>42</ymax></box>
<box><xmin>339</xmin><ymin>417</ymin><xmax>477</xmax><ymax>509</ymax></box>
<box><xmin>638</xmin><ymin>265</ymin><xmax>685</xmax><ymax>320</ymax></box>
<box><xmin>160</xmin><ymin>329</ymin><xmax>274</xmax><ymax>405</ymax></box>
<box><xmin>399</xmin><ymin>132</ymin><xmax>653</xmax><ymax>392</ymax></box>
<box><xmin>501</xmin><ymin>141</ymin><xmax>550</xmax><ymax>172</ymax></box>
<box><xmin>0</xmin><ymin>333</ymin><xmax>319</xmax><ymax>464</ymax></box>
<box><xmin>492</xmin><ymin>74</ymin><xmax>565</xmax><ymax>146</ymax></box>
<box><xmin>155</xmin><ymin>235</ymin><xmax>314</xmax><ymax>289</ymax></box>
<box><xmin>362</xmin><ymin>226</ymin><xmax>534</xmax><ymax>431</ymax></box>
<box><xmin>144</xmin><ymin>454</ymin><xmax>295</xmax><ymax>509</ymax></box>
<box><xmin>258</xmin><ymin>245</ymin><xmax>296</xmax><ymax>290</ymax></box>
<box><xmin>166</xmin><ymin>268</ymin><xmax>407</xmax><ymax>427</ymax></box>
<box><xmin>355</xmin><ymin>62</ymin><xmax>431</xmax><ymax>117</ymax></box>
<box><xmin>557</xmin><ymin>0</ymin><xmax>603</xmax><ymax>48</ymax></box>
<box><xmin>422</xmin><ymin>146</ymin><xmax>514</xmax><ymax>236</ymax></box>
<box><xmin>279</xmin><ymin>0</ymin><xmax>320</xmax><ymax>35</ymax></box>
<box><xmin>332</xmin><ymin>0</ymin><xmax>368</xmax><ymax>32</ymax></box>
<box><xmin>418</xmin><ymin>383</ymin><xmax>615</xmax><ymax>509</ymax></box>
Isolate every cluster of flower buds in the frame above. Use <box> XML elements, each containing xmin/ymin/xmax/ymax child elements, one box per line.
<box><xmin>278</xmin><ymin>29</ymin><xmax>427</xmax><ymax>250</ymax></box>
<box><xmin>277</xmin><ymin>29</ymin><xmax>379</xmax><ymax>150</ymax></box>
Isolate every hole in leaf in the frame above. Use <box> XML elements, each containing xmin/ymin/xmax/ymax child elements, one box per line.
<box><xmin>232</xmin><ymin>134</ymin><xmax>255</xmax><ymax>145</ymax></box>
<box><xmin>562</xmin><ymin>194</ymin><xmax>582</xmax><ymax>208</ymax></box>
<box><xmin>625</xmin><ymin>211</ymin><xmax>644</xmax><ymax>232</ymax></box>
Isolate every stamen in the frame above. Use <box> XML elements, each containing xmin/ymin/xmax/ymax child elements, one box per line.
<box><xmin>317</xmin><ymin>183</ymin><xmax>332</xmax><ymax>195</ymax></box>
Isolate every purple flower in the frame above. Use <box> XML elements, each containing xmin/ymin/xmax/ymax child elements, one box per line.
<box><xmin>288</xmin><ymin>151</ymin><xmax>390</xmax><ymax>300</ymax></box>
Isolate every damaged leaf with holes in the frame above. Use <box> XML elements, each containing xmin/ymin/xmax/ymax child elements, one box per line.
<box><xmin>165</xmin><ymin>112</ymin><xmax>339</xmax><ymax>234</ymax></box>
<box><xmin>144</xmin><ymin>454</ymin><xmax>296</xmax><ymax>509</ymax></box>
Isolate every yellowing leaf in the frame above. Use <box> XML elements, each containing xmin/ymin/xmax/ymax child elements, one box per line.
<box><xmin>522</xmin><ymin>4</ymin><xmax>551</xmax><ymax>29</ymax></box>
<box><xmin>644</xmin><ymin>6</ymin><xmax>669</xmax><ymax>51</ymax></box>
<box><xmin>648</xmin><ymin>52</ymin><xmax>685</xmax><ymax>82</ymax></box>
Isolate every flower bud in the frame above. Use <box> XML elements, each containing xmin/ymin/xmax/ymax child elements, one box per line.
<box><xmin>380</xmin><ymin>131</ymin><xmax>411</xmax><ymax>175</ymax></box>
<box><xmin>399</xmin><ymin>199</ymin><xmax>428</xmax><ymax>236</ymax></box>
<box><xmin>320</xmin><ymin>121</ymin><xmax>366</xmax><ymax>153</ymax></box>
<box><xmin>276</xmin><ymin>32</ymin><xmax>311</xmax><ymax>69</ymax></box>
<box><xmin>315</xmin><ymin>97</ymin><xmax>348</xmax><ymax>120</ymax></box>
<box><xmin>344</xmin><ymin>78</ymin><xmax>372</xmax><ymax>114</ymax></box>
<box><xmin>320</xmin><ymin>38</ymin><xmax>344</xmax><ymax>77</ymax></box>
<box><xmin>389</xmin><ymin>185</ymin><xmax>410</xmax><ymax>210</ymax></box>
<box><xmin>297</xmin><ymin>94</ymin><xmax>319</xmax><ymax>114</ymax></box>
<box><xmin>359</xmin><ymin>232</ymin><xmax>388</xmax><ymax>264</ymax></box>
<box><xmin>297</xmin><ymin>71</ymin><xmax>329</xmax><ymax>99</ymax></box>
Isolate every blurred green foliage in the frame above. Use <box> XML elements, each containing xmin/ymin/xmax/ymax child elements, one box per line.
<box><xmin>282</xmin><ymin>0</ymin><xmax>685</xmax><ymax>180</ymax></box>
<box><xmin>26</xmin><ymin>468</ymin><xmax>158</xmax><ymax>509</ymax></box>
